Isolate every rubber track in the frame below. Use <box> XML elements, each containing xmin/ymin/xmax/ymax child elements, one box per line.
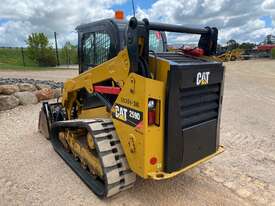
<box><xmin>51</xmin><ymin>118</ymin><xmax>136</xmax><ymax>198</ymax></box>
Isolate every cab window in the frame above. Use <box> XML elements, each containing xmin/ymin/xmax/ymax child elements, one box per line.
<box><xmin>82</xmin><ymin>31</ymin><xmax>111</xmax><ymax>68</ymax></box>
<box><xmin>149</xmin><ymin>31</ymin><xmax>165</xmax><ymax>52</ymax></box>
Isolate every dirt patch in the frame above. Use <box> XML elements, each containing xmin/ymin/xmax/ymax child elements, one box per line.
<box><xmin>0</xmin><ymin>59</ymin><xmax>275</xmax><ymax>205</ymax></box>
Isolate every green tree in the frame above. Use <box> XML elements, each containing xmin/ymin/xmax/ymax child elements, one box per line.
<box><xmin>26</xmin><ymin>33</ymin><xmax>57</xmax><ymax>66</ymax></box>
<box><xmin>60</xmin><ymin>41</ymin><xmax>78</xmax><ymax>65</ymax></box>
<box><xmin>271</xmin><ymin>48</ymin><xmax>275</xmax><ymax>59</ymax></box>
<box><xmin>239</xmin><ymin>42</ymin><xmax>256</xmax><ymax>50</ymax></box>
<box><xmin>227</xmin><ymin>39</ymin><xmax>239</xmax><ymax>51</ymax></box>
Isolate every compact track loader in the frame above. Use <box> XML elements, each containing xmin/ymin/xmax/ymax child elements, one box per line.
<box><xmin>38</xmin><ymin>15</ymin><xmax>225</xmax><ymax>198</ymax></box>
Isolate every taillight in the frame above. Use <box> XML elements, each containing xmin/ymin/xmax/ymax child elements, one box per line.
<box><xmin>150</xmin><ymin>157</ymin><xmax>157</xmax><ymax>165</ymax></box>
<box><xmin>148</xmin><ymin>99</ymin><xmax>156</xmax><ymax>125</ymax></box>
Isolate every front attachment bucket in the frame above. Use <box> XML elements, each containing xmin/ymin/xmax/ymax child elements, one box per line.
<box><xmin>38</xmin><ymin>102</ymin><xmax>52</xmax><ymax>140</ymax></box>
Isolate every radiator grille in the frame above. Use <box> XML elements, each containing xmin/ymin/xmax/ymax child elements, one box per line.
<box><xmin>157</xmin><ymin>52</ymin><xmax>206</xmax><ymax>64</ymax></box>
<box><xmin>179</xmin><ymin>84</ymin><xmax>220</xmax><ymax>129</ymax></box>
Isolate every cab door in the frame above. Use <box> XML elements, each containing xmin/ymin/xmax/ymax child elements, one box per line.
<box><xmin>77</xmin><ymin>20</ymin><xmax>121</xmax><ymax>73</ymax></box>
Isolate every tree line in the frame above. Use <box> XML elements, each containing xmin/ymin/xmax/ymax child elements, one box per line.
<box><xmin>217</xmin><ymin>39</ymin><xmax>256</xmax><ymax>53</ymax></box>
<box><xmin>26</xmin><ymin>32</ymin><xmax>77</xmax><ymax>67</ymax></box>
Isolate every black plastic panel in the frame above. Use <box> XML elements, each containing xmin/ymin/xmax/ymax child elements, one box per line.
<box><xmin>181</xmin><ymin>119</ymin><xmax>217</xmax><ymax>167</ymax></box>
<box><xmin>179</xmin><ymin>84</ymin><xmax>220</xmax><ymax>128</ymax></box>
<box><xmin>164</xmin><ymin>61</ymin><xmax>224</xmax><ymax>173</ymax></box>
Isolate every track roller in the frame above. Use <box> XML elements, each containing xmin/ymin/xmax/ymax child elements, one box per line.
<box><xmin>50</xmin><ymin>118</ymin><xmax>136</xmax><ymax>198</ymax></box>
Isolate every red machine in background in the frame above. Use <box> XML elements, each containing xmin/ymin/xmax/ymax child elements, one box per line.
<box><xmin>256</xmin><ymin>35</ymin><xmax>275</xmax><ymax>58</ymax></box>
<box><xmin>257</xmin><ymin>44</ymin><xmax>275</xmax><ymax>52</ymax></box>
<box><xmin>255</xmin><ymin>44</ymin><xmax>275</xmax><ymax>58</ymax></box>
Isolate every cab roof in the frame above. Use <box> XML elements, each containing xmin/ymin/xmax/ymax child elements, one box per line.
<box><xmin>76</xmin><ymin>18</ymin><xmax>128</xmax><ymax>32</ymax></box>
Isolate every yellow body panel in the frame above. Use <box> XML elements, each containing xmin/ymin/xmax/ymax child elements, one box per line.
<box><xmin>149</xmin><ymin>55</ymin><xmax>170</xmax><ymax>83</ymax></box>
<box><xmin>148</xmin><ymin>146</ymin><xmax>224</xmax><ymax>180</ymax></box>
<box><xmin>112</xmin><ymin>73</ymin><xmax>165</xmax><ymax>178</ymax></box>
<box><xmin>78</xmin><ymin>107</ymin><xmax>110</xmax><ymax>119</ymax></box>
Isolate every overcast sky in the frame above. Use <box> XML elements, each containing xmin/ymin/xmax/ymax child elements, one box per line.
<box><xmin>0</xmin><ymin>0</ymin><xmax>274</xmax><ymax>47</ymax></box>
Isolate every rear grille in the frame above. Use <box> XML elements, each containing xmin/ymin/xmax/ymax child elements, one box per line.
<box><xmin>156</xmin><ymin>52</ymin><xmax>206</xmax><ymax>64</ymax></box>
<box><xmin>179</xmin><ymin>84</ymin><xmax>220</xmax><ymax>129</ymax></box>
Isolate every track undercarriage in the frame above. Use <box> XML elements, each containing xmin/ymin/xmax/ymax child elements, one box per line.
<box><xmin>39</xmin><ymin>104</ymin><xmax>136</xmax><ymax>198</ymax></box>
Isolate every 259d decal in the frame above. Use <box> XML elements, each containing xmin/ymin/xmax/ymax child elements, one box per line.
<box><xmin>112</xmin><ymin>104</ymin><xmax>143</xmax><ymax>127</ymax></box>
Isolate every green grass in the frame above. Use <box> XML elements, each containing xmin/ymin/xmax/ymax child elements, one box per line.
<box><xmin>0</xmin><ymin>47</ymin><xmax>78</xmax><ymax>67</ymax></box>
<box><xmin>272</xmin><ymin>48</ymin><xmax>275</xmax><ymax>59</ymax></box>
<box><xmin>0</xmin><ymin>48</ymin><xmax>36</xmax><ymax>66</ymax></box>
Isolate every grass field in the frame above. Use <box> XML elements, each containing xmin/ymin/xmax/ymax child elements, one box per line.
<box><xmin>0</xmin><ymin>47</ymin><xmax>78</xmax><ymax>67</ymax></box>
<box><xmin>0</xmin><ymin>48</ymin><xmax>35</xmax><ymax>66</ymax></box>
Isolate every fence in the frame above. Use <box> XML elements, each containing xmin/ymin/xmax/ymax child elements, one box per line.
<box><xmin>0</xmin><ymin>46</ymin><xmax>78</xmax><ymax>67</ymax></box>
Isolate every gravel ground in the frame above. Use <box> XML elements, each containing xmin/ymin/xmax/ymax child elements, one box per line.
<box><xmin>0</xmin><ymin>59</ymin><xmax>275</xmax><ymax>206</ymax></box>
<box><xmin>0</xmin><ymin>69</ymin><xmax>77</xmax><ymax>82</ymax></box>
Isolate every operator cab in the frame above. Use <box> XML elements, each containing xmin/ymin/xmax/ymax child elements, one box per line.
<box><xmin>76</xmin><ymin>19</ymin><xmax>167</xmax><ymax>73</ymax></box>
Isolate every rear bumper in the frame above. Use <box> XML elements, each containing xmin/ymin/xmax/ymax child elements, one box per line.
<box><xmin>148</xmin><ymin>145</ymin><xmax>224</xmax><ymax>180</ymax></box>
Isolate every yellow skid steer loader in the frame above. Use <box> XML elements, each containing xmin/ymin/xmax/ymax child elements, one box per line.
<box><xmin>38</xmin><ymin>15</ymin><xmax>225</xmax><ymax>198</ymax></box>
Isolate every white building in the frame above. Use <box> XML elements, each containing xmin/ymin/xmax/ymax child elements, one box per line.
<box><xmin>264</xmin><ymin>35</ymin><xmax>275</xmax><ymax>44</ymax></box>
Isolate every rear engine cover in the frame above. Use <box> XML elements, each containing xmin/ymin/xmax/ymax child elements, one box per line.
<box><xmin>164</xmin><ymin>58</ymin><xmax>224</xmax><ymax>173</ymax></box>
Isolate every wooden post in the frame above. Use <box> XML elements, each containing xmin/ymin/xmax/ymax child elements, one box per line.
<box><xmin>54</xmin><ymin>32</ymin><xmax>60</xmax><ymax>66</ymax></box>
<box><xmin>21</xmin><ymin>47</ymin><xmax>26</xmax><ymax>66</ymax></box>
<box><xmin>68</xmin><ymin>48</ymin><xmax>71</xmax><ymax>65</ymax></box>
<box><xmin>65</xmin><ymin>47</ymin><xmax>68</xmax><ymax>65</ymax></box>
